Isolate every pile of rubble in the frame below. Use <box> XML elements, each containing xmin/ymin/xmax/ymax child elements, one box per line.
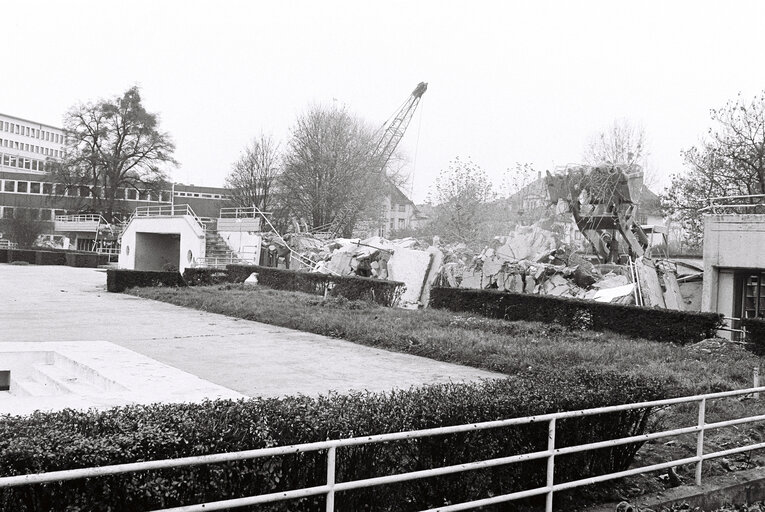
<box><xmin>262</xmin><ymin>221</ymin><xmax>688</xmax><ymax>310</ymax></box>
<box><xmin>262</xmin><ymin>233</ymin><xmax>442</xmax><ymax>308</ymax></box>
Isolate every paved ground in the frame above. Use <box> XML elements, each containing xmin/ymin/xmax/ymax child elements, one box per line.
<box><xmin>0</xmin><ymin>264</ymin><xmax>501</xmax><ymax>398</ymax></box>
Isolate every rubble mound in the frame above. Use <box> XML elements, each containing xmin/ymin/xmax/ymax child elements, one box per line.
<box><xmin>687</xmin><ymin>338</ymin><xmax>747</xmax><ymax>354</ymax></box>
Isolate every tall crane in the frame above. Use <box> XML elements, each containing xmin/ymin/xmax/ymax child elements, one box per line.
<box><xmin>320</xmin><ymin>82</ymin><xmax>427</xmax><ymax>238</ymax></box>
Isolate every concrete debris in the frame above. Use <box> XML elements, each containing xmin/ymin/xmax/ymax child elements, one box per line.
<box><xmin>258</xmin><ymin>220</ymin><xmax>688</xmax><ymax>312</ymax></box>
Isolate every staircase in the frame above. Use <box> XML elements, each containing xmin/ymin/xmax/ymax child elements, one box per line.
<box><xmin>205</xmin><ymin>232</ymin><xmax>236</xmax><ymax>259</ymax></box>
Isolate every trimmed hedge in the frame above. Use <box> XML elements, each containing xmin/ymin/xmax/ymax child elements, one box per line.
<box><xmin>0</xmin><ymin>249</ymin><xmax>108</xmax><ymax>268</ymax></box>
<box><xmin>34</xmin><ymin>251</ymin><xmax>68</xmax><ymax>265</ymax></box>
<box><xmin>0</xmin><ymin>369</ymin><xmax>668</xmax><ymax>511</ymax></box>
<box><xmin>106</xmin><ymin>269</ymin><xmax>187</xmax><ymax>293</ymax></box>
<box><xmin>7</xmin><ymin>249</ymin><xmax>36</xmax><ymax>264</ymax></box>
<box><xmin>65</xmin><ymin>251</ymin><xmax>108</xmax><ymax>268</ymax></box>
<box><xmin>430</xmin><ymin>287</ymin><xmax>722</xmax><ymax>344</ymax></box>
<box><xmin>226</xmin><ymin>264</ymin><xmax>405</xmax><ymax>307</ymax></box>
<box><xmin>182</xmin><ymin>267</ymin><xmax>234</xmax><ymax>286</ymax></box>
<box><xmin>743</xmin><ymin>317</ymin><xmax>765</xmax><ymax>354</ymax></box>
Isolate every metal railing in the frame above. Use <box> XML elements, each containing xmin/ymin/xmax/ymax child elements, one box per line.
<box><xmin>2</xmin><ymin>386</ymin><xmax>765</xmax><ymax>511</ymax></box>
<box><xmin>0</xmin><ymin>239</ymin><xmax>17</xmax><ymax>249</ymax></box>
<box><xmin>130</xmin><ymin>205</ymin><xmax>206</xmax><ymax>232</ymax></box>
<box><xmin>700</xmin><ymin>193</ymin><xmax>765</xmax><ymax>213</ymax></box>
<box><xmin>194</xmin><ymin>256</ymin><xmax>249</xmax><ymax>269</ymax></box>
<box><xmin>219</xmin><ymin>207</ymin><xmax>262</xmax><ymax>219</ymax></box>
<box><xmin>54</xmin><ymin>214</ymin><xmax>107</xmax><ymax>223</ymax></box>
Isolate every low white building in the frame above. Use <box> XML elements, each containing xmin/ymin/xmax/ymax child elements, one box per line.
<box><xmin>702</xmin><ymin>212</ymin><xmax>765</xmax><ymax>338</ymax></box>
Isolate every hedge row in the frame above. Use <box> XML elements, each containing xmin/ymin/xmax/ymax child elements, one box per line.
<box><xmin>0</xmin><ymin>249</ymin><xmax>108</xmax><ymax>268</ymax></box>
<box><xmin>0</xmin><ymin>369</ymin><xmax>668</xmax><ymax>511</ymax></box>
<box><xmin>429</xmin><ymin>287</ymin><xmax>722</xmax><ymax>344</ymax></box>
<box><xmin>106</xmin><ymin>269</ymin><xmax>187</xmax><ymax>292</ymax></box>
<box><xmin>180</xmin><ymin>265</ymin><xmax>406</xmax><ymax>307</ymax></box>
<box><xmin>743</xmin><ymin>317</ymin><xmax>765</xmax><ymax>354</ymax></box>
<box><xmin>182</xmin><ymin>267</ymin><xmax>233</xmax><ymax>286</ymax></box>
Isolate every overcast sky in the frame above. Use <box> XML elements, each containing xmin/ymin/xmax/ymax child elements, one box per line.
<box><xmin>3</xmin><ymin>0</ymin><xmax>765</xmax><ymax>202</ymax></box>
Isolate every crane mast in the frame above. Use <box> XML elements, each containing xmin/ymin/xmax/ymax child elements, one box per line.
<box><xmin>324</xmin><ymin>82</ymin><xmax>427</xmax><ymax>238</ymax></box>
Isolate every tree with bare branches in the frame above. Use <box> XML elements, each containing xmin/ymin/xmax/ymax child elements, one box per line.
<box><xmin>225</xmin><ymin>134</ymin><xmax>281</xmax><ymax>211</ymax></box>
<box><xmin>279</xmin><ymin>104</ymin><xmax>385</xmax><ymax>236</ymax></box>
<box><xmin>663</xmin><ymin>91</ymin><xmax>765</xmax><ymax>249</ymax></box>
<box><xmin>51</xmin><ymin>86</ymin><xmax>176</xmax><ymax>221</ymax></box>
<box><xmin>429</xmin><ymin>157</ymin><xmax>495</xmax><ymax>245</ymax></box>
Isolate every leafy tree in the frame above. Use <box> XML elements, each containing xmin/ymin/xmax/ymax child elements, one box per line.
<box><xmin>51</xmin><ymin>86</ymin><xmax>176</xmax><ymax>221</ymax></box>
<box><xmin>662</xmin><ymin>91</ymin><xmax>765</xmax><ymax>248</ymax></box>
<box><xmin>279</xmin><ymin>104</ymin><xmax>385</xmax><ymax>236</ymax></box>
<box><xmin>429</xmin><ymin>157</ymin><xmax>495</xmax><ymax>245</ymax></box>
<box><xmin>225</xmin><ymin>134</ymin><xmax>281</xmax><ymax>210</ymax></box>
<box><xmin>3</xmin><ymin>215</ymin><xmax>45</xmax><ymax>248</ymax></box>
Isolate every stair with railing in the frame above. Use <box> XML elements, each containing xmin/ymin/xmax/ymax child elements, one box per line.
<box><xmin>199</xmin><ymin>232</ymin><xmax>247</xmax><ymax>268</ymax></box>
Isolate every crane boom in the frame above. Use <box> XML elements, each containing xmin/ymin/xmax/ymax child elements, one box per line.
<box><xmin>323</xmin><ymin>82</ymin><xmax>427</xmax><ymax>238</ymax></box>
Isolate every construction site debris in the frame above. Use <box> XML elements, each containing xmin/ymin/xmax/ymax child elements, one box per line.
<box><xmin>254</xmin><ymin>215</ymin><xmax>687</xmax><ymax>311</ymax></box>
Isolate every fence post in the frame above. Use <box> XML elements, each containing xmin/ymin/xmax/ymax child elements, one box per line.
<box><xmin>755</xmin><ymin>366</ymin><xmax>760</xmax><ymax>400</ymax></box>
<box><xmin>546</xmin><ymin>418</ymin><xmax>556</xmax><ymax>512</ymax></box>
<box><xmin>326</xmin><ymin>446</ymin><xmax>336</xmax><ymax>512</ymax></box>
<box><xmin>695</xmin><ymin>397</ymin><xmax>706</xmax><ymax>485</ymax></box>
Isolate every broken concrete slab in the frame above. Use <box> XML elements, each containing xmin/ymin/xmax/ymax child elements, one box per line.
<box><xmin>388</xmin><ymin>248</ymin><xmax>434</xmax><ymax>306</ymax></box>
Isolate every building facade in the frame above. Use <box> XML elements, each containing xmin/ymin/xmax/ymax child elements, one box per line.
<box><xmin>0</xmin><ymin>112</ymin><xmax>232</xmax><ymax>249</ymax></box>
<box><xmin>702</xmin><ymin>213</ymin><xmax>765</xmax><ymax>338</ymax></box>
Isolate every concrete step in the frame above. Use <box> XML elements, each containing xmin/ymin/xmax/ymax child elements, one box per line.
<box><xmin>31</xmin><ymin>364</ymin><xmax>101</xmax><ymax>396</ymax></box>
<box><xmin>8</xmin><ymin>375</ymin><xmax>63</xmax><ymax>396</ymax></box>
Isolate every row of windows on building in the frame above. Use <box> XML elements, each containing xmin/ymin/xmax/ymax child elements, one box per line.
<box><xmin>0</xmin><ymin>206</ymin><xmax>61</xmax><ymax>221</ymax></box>
<box><xmin>1</xmin><ymin>152</ymin><xmax>52</xmax><ymax>172</ymax></box>
<box><xmin>0</xmin><ymin>140</ymin><xmax>63</xmax><ymax>158</ymax></box>
<box><xmin>0</xmin><ymin>179</ymin><xmax>233</xmax><ymax>202</ymax></box>
<box><xmin>0</xmin><ymin>120</ymin><xmax>63</xmax><ymax>144</ymax></box>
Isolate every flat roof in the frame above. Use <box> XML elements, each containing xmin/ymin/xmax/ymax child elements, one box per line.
<box><xmin>0</xmin><ymin>112</ymin><xmax>63</xmax><ymax>132</ymax></box>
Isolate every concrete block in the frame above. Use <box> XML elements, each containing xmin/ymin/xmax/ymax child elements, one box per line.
<box><xmin>388</xmin><ymin>248</ymin><xmax>434</xmax><ymax>306</ymax></box>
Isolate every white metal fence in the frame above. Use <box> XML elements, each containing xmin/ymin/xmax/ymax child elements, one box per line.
<box><xmin>219</xmin><ymin>207</ymin><xmax>260</xmax><ymax>218</ymax></box>
<box><xmin>130</xmin><ymin>204</ymin><xmax>206</xmax><ymax>232</ymax></box>
<box><xmin>2</xmin><ymin>386</ymin><xmax>765</xmax><ymax>511</ymax></box>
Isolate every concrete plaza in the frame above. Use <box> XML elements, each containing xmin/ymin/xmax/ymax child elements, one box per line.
<box><xmin>0</xmin><ymin>264</ymin><xmax>500</xmax><ymax>402</ymax></box>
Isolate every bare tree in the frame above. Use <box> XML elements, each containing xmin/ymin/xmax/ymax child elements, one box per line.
<box><xmin>51</xmin><ymin>86</ymin><xmax>176</xmax><ymax>221</ymax></box>
<box><xmin>583</xmin><ymin>119</ymin><xmax>657</xmax><ymax>188</ymax></box>
<box><xmin>583</xmin><ymin>119</ymin><xmax>646</xmax><ymax>167</ymax></box>
<box><xmin>429</xmin><ymin>157</ymin><xmax>495</xmax><ymax>245</ymax></box>
<box><xmin>279</xmin><ymin>104</ymin><xmax>384</xmax><ymax>235</ymax></box>
<box><xmin>225</xmin><ymin>134</ymin><xmax>281</xmax><ymax>210</ymax></box>
<box><xmin>662</xmin><ymin>90</ymin><xmax>765</xmax><ymax>248</ymax></box>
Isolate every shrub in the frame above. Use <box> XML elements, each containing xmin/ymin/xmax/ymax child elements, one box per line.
<box><xmin>107</xmin><ymin>269</ymin><xmax>187</xmax><ymax>293</ymax></box>
<box><xmin>65</xmin><ymin>252</ymin><xmax>108</xmax><ymax>268</ymax></box>
<box><xmin>0</xmin><ymin>370</ymin><xmax>667</xmax><ymax>511</ymax></box>
<box><xmin>0</xmin><ymin>248</ymin><xmax>7</xmax><ymax>263</ymax></box>
<box><xmin>429</xmin><ymin>287</ymin><xmax>722</xmax><ymax>344</ymax></box>
<box><xmin>743</xmin><ymin>317</ymin><xmax>765</xmax><ymax>354</ymax></box>
<box><xmin>182</xmin><ymin>267</ymin><xmax>233</xmax><ymax>286</ymax></box>
<box><xmin>226</xmin><ymin>264</ymin><xmax>405</xmax><ymax>307</ymax></box>
<box><xmin>7</xmin><ymin>249</ymin><xmax>36</xmax><ymax>264</ymax></box>
<box><xmin>34</xmin><ymin>251</ymin><xmax>67</xmax><ymax>266</ymax></box>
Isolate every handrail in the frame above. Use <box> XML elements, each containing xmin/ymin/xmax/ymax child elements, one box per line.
<box><xmin>55</xmin><ymin>214</ymin><xmax>105</xmax><ymax>223</ymax></box>
<box><xmin>2</xmin><ymin>386</ymin><xmax>765</xmax><ymax>511</ymax></box>
<box><xmin>218</xmin><ymin>207</ymin><xmax>264</xmax><ymax>219</ymax></box>
<box><xmin>129</xmin><ymin>205</ymin><xmax>206</xmax><ymax>232</ymax></box>
<box><xmin>700</xmin><ymin>194</ymin><xmax>765</xmax><ymax>213</ymax></box>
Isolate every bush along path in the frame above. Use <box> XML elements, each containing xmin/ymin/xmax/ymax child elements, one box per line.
<box><xmin>0</xmin><ymin>370</ymin><xmax>668</xmax><ymax>512</ymax></box>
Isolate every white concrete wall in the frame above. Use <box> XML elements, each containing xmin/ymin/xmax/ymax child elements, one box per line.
<box><xmin>702</xmin><ymin>215</ymin><xmax>765</xmax><ymax>330</ymax></box>
<box><xmin>119</xmin><ymin>216</ymin><xmax>206</xmax><ymax>273</ymax></box>
<box><xmin>218</xmin><ymin>230</ymin><xmax>261</xmax><ymax>263</ymax></box>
